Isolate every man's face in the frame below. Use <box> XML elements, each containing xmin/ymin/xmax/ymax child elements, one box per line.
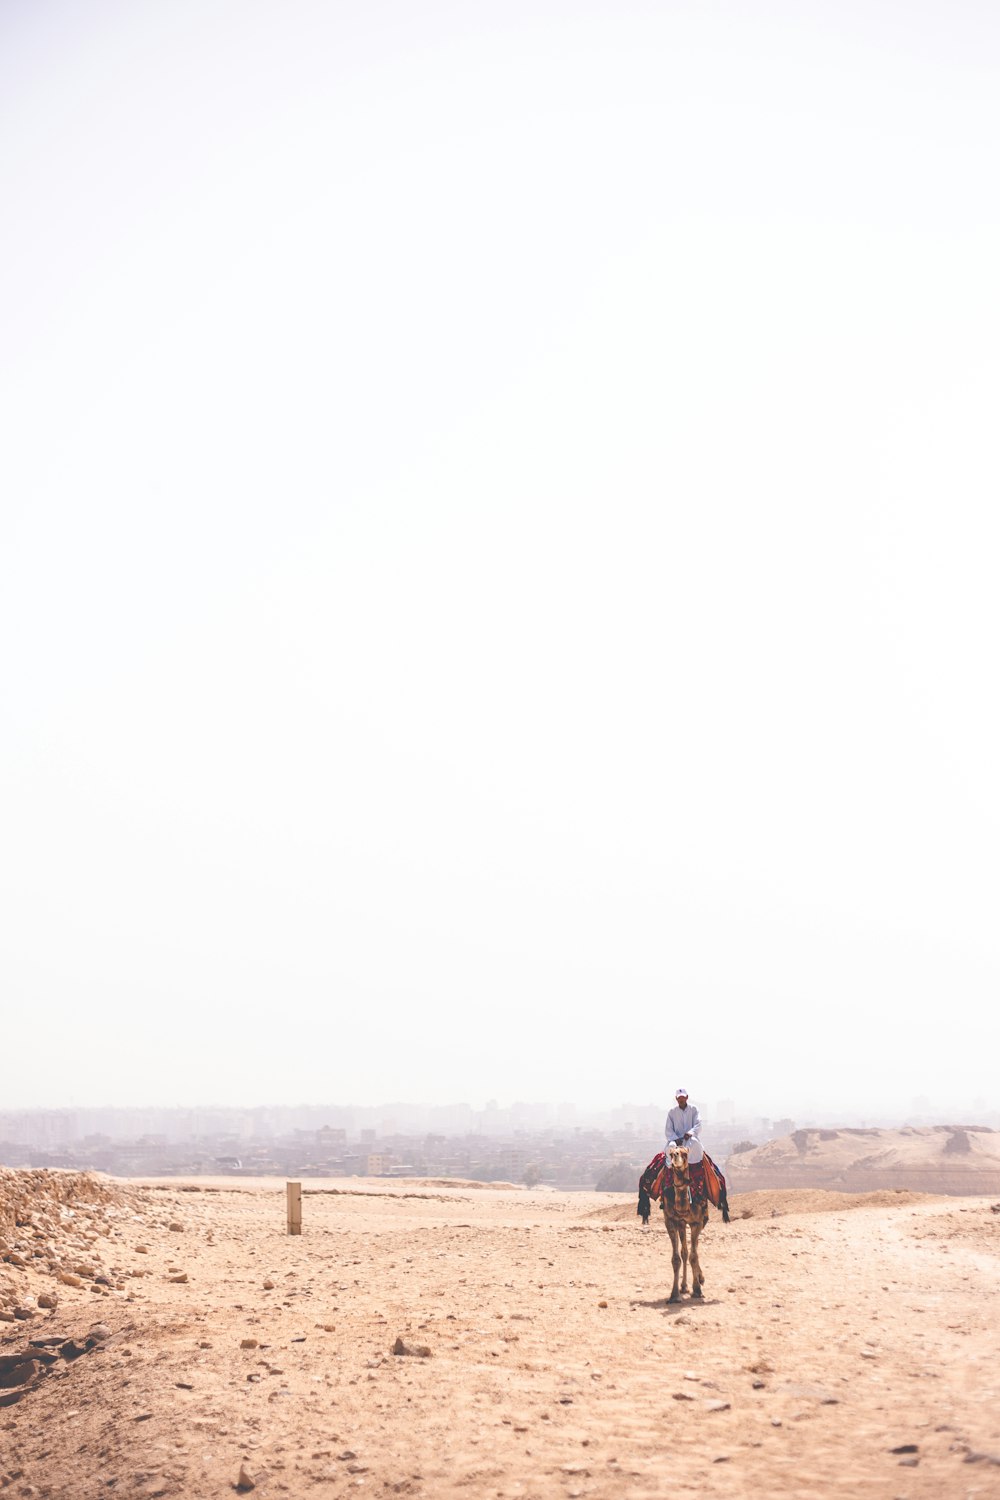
<box><xmin>676</xmin><ymin>1094</ymin><xmax>688</xmax><ymax>1108</ymax></box>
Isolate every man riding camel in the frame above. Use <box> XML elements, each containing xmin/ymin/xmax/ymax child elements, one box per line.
<box><xmin>638</xmin><ymin>1086</ymin><xmax>729</xmax><ymax>1225</ymax></box>
<box><xmin>665</xmin><ymin>1088</ymin><xmax>703</xmax><ymax>1164</ymax></box>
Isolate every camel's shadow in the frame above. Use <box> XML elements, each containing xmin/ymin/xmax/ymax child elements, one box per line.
<box><xmin>630</xmin><ymin>1295</ymin><xmax>718</xmax><ymax>1315</ymax></box>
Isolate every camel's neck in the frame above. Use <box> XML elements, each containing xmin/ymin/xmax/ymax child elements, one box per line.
<box><xmin>671</xmin><ymin>1166</ymin><xmax>693</xmax><ymax>1216</ymax></box>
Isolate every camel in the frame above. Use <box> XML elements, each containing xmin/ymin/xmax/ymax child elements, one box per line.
<box><xmin>661</xmin><ymin>1142</ymin><xmax>709</xmax><ymax>1302</ymax></box>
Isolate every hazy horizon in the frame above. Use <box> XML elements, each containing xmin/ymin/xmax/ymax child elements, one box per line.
<box><xmin>4</xmin><ymin>1092</ymin><xmax>998</xmax><ymax>1132</ymax></box>
<box><xmin>3</xmin><ymin>2</ymin><xmax>998</xmax><ymax>1117</ymax></box>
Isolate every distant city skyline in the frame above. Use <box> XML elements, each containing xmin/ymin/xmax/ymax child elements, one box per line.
<box><xmin>3</xmin><ymin>1094</ymin><xmax>996</xmax><ymax>1138</ymax></box>
<box><xmin>5</xmin><ymin>1095</ymin><xmax>997</xmax><ymax>1193</ymax></box>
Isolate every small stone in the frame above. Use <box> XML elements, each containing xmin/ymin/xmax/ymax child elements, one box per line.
<box><xmin>391</xmin><ymin>1337</ymin><xmax>431</xmax><ymax>1358</ymax></box>
<box><xmin>37</xmin><ymin>1293</ymin><xmax>58</xmax><ymax>1310</ymax></box>
<box><xmin>135</xmin><ymin>1246</ymin><xmax>149</xmax><ymax>1254</ymax></box>
<box><xmin>778</xmin><ymin>1382</ymin><xmax>840</xmax><ymax>1404</ymax></box>
<box><xmin>168</xmin><ymin>1274</ymin><xmax>188</xmax><ymax>1284</ymax></box>
<box><xmin>59</xmin><ymin>1272</ymin><xmax>83</xmax><ymax>1288</ymax></box>
<box><xmin>2</xmin><ymin>1358</ymin><xmax>40</xmax><ymax>1390</ymax></box>
<box><xmin>752</xmin><ymin>1380</ymin><xmax>765</xmax><ymax>1389</ymax></box>
<box><xmin>672</xmin><ymin>1392</ymin><xmax>695</xmax><ymax>1401</ymax></box>
<box><xmin>771</xmin><ymin>1419</ymin><xmax>782</xmax><ymax>1428</ymax></box>
<box><xmin>263</xmin><ymin>1280</ymin><xmax>275</xmax><ymax>1290</ymax></box>
<box><xmin>705</xmin><ymin>1400</ymin><xmax>730</xmax><ymax>1412</ymax></box>
<box><xmin>898</xmin><ymin>1457</ymin><xmax>919</xmax><ymax>1468</ymax></box>
<box><xmin>89</xmin><ymin>1324</ymin><xmax>111</xmax><ymax>1341</ymax></box>
<box><xmin>597</xmin><ymin>1300</ymin><xmax>608</xmax><ymax>1308</ymax></box>
<box><xmin>236</xmin><ymin>1462</ymin><xmax>256</xmax><ymax>1490</ymax></box>
<box><xmin>890</xmin><ymin>1444</ymin><xmax>918</xmax><ymax>1454</ymax></box>
<box><xmin>12</xmin><ymin>1307</ymin><xmax>35</xmax><ymax>1321</ymax></box>
<box><xmin>240</xmin><ymin>1338</ymin><xmax>259</xmax><ymax>1349</ymax></box>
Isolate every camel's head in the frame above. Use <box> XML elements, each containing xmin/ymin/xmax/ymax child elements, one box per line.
<box><xmin>667</xmin><ymin>1142</ymin><xmax>690</xmax><ymax>1177</ymax></box>
<box><xmin>665</xmin><ymin>1142</ymin><xmax>694</xmax><ymax>1219</ymax></box>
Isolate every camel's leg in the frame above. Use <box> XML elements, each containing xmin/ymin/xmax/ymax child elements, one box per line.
<box><xmin>665</xmin><ymin>1219</ymin><xmax>682</xmax><ymax>1302</ymax></box>
<box><xmin>689</xmin><ymin>1220</ymin><xmax>704</xmax><ymax>1297</ymax></box>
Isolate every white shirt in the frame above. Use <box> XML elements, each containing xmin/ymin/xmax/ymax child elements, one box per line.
<box><xmin>665</xmin><ymin>1103</ymin><xmax>702</xmax><ymax>1147</ymax></box>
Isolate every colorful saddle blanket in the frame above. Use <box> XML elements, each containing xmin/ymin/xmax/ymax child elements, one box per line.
<box><xmin>638</xmin><ymin>1151</ymin><xmax>666</xmax><ymax>1206</ymax></box>
<box><xmin>636</xmin><ymin>1150</ymin><xmax>730</xmax><ymax>1223</ymax></box>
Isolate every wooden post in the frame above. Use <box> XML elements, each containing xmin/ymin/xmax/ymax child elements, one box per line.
<box><xmin>286</xmin><ymin>1180</ymin><xmax>302</xmax><ymax>1235</ymax></box>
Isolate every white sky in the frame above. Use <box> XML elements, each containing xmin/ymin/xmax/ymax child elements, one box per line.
<box><xmin>2</xmin><ymin>0</ymin><xmax>998</xmax><ymax>1119</ymax></box>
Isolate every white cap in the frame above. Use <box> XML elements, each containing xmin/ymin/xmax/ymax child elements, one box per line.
<box><xmin>675</xmin><ymin>1088</ymin><xmax>688</xmax><ymax>1097</ymax></box>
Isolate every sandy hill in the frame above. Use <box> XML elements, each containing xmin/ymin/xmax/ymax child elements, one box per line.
<box><xmin>725</xmin><ymin>1124</ymin><xmax>1000</xmax><ymax>1195</ymax></box>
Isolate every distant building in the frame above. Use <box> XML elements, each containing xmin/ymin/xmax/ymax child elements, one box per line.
<box><xmin>495</xmin><ymin>1147</ymin><xmax>525</xmax><ymax>1179</ymax></box>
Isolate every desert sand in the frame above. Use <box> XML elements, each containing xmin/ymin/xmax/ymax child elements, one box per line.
<box><xmin>2</xmin><ymin>1170</ymin><xmax>999</xmax><ymax>1499</ymax></box>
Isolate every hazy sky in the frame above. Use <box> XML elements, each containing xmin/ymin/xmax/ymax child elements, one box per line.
<box><xmin>2</xmin><ymin>0</ymin><xmax>998</xmax><ymax>1119</ymax></box>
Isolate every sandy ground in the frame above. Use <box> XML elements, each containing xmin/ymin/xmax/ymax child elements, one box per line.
<box><xmin>2</xmin><ymin>1176</ymin><xmax>1000</xmax><ymax>1499</ymax></box>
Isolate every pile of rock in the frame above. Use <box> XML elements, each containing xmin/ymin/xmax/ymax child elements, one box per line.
<box><xmin>0</xmin><ymin>1325</ymin><xmax>111</xmax><ymax>1408</ymax></box>
<box><xmin>0</xmin><ymin>1168</ymin><xmax>141</xmax><ymax>1323</ymax></box>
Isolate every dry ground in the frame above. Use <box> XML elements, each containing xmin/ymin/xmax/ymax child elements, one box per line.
<box><xmin>2</xmin><ymin>1177</ymin><xmax>1000</xmax><ymax>1499</ymax></box>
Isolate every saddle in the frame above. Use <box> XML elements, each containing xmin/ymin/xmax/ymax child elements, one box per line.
<box><xmin>637</xmin><ymin>1150</ymin><xmax>730</xmax><ymax>1224</ymax></box>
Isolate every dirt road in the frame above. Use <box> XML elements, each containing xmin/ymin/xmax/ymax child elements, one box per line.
<box><xmin>2</xmin><ymin>1178</ymin><xmax>998</xmax><ymax>1498</ymax></box>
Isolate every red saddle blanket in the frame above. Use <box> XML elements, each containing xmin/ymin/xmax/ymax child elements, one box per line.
<box><xmin>637</xmin><ymin>1151</ymin><xmax>730</xmax><ymax>1223</ymax></box>
<box><xmin>639</xmin><ymin>1152</ymin><xmax>667</xmax><ymax>1204</ymax></box>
